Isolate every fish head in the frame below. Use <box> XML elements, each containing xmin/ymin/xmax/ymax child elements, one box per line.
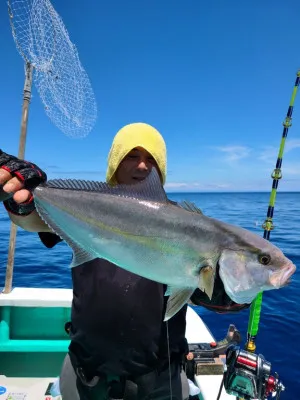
<box><xmin>218</xmin><ymin>236</ymin><xmax>296</xmax><ymax>305</ymax></box>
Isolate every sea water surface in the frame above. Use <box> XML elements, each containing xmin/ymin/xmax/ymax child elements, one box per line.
<box><xmin>0</xmin><ymin>192</ymin><xmax>299</xmax><ymax>398</ymax></box>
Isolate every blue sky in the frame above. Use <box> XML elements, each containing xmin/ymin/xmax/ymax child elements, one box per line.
<box><xmin>1</xmin><ymin>0</ymin><xmax>300</xmax><ymax>192</ymax></box>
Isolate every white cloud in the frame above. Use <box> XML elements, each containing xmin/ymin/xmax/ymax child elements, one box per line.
<box><xmin>259</xmin><ymin>139</ymin><xmax>300</xmax><ymax>164</ymax></box>
<box><xmin>258</xmin><ymin>146</ymin><xmax>278</xmax><ymax>164</ymax></box>
<box><xmin>286</xmin><ymin>139</ymin><xmax>300</xmax><ymax>152</ymax></box>
<box><xmin>165</xmin><ymin>182</ymin><xmax>202</xmax><ymax>189</ymax></box>
<box><xmin>202</xmin><ymin>183</ymin><xmax>232</xmax><ymax>189</ymax></box>
<box><xmin>214</xmin><ymin>145</ymin><xmax>251</xmax><ymax>163</ymax></box>
<box><xmin>165</xmin><ymin>182</ymin><xmax>231</xmax><ymax>191</ymax></box>
<box><xmin>281</xmin><ymin>163</ymin><xmax>300</xmax><ymax>176</ymax></box>
<box><xmin>165</xmin><ymin>178</ymin><xmax>300</xmax><ymax>192</ymax></box>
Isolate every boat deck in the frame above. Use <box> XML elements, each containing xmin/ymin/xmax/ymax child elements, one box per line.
<box><xmin>0</xmin><ymin>376</ymin><xmax>60</xmax><ymax>400</ymax></box>
<box><xmin>0</xmin><ymin>287</ymin><xmax>234</xmax><ymax>399</ymax></box>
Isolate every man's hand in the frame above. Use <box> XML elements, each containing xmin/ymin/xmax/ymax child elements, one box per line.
<box><xmin>0</xmin><ymin>149</ymin><xmax>52</xmax><ymax>233</ymax></box>
<box><xmin>0</xmin><ymin>149</ymin><xmax>47</xmax><ymax>203</ymax></box>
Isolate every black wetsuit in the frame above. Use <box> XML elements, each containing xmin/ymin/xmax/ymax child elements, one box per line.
<box><xmin>39</xmin><ymin>232</ymin><xmax>189</xmax><ymax>399</ymax></box>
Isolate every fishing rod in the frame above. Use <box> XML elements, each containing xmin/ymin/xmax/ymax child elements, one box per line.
<box><xmin>245</xmin><ymin>69</ymin><xmax>300</xmax><ymax>353</ymax></box>
<box><xmin>217</xmin><ymin>70</ymin><xmax>300</xmax><ymax>400</ymax></box>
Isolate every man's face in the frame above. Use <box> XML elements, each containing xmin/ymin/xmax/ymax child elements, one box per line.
<box><xmin>115</xmin><ymin>147</ymin><xmax>161</xmax><ymax>185</ymax></box>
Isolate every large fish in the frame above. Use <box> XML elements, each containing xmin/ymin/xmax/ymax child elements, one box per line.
<box><xmin>31</xmin><ymin>168</ymin><xmax>296</xmax><ymax>320</ymax></box>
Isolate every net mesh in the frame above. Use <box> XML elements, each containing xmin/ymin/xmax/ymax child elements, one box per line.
<box><xmin>8</xmin><ymin>0</ymin><xmax>97</xmax><ymax>138</ymax></box>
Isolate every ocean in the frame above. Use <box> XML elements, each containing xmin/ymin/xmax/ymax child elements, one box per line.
<box><xmin>0</xmin><ymin>192</ymin><xmax>299</xmax><ymax>398</ymax></box>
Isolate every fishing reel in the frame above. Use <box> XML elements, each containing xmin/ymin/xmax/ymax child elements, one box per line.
<box><xmin>223</xmin><ymin>345</ymin><xmax>285</xmax><ymax>400</ymax></box>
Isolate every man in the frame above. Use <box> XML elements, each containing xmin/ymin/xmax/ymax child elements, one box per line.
<box><xmin>0</xmin><ymin>123</ymin><xmax>248</xmax><ymax>399</ymax></box>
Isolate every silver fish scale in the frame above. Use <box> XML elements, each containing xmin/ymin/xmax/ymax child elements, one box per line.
<box><xmin>33</xmin><ymin>168</ymin><xmax>296</xmax><ymax>316</ymax></box>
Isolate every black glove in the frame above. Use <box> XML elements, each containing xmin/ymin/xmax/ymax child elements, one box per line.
<box><xmin>0</xmin><ymin>149</ymin><xmax>47</xmax><ymax>190</ymax></box>
<box><xmin>0</xmin><ymin>149</ymin><xmax>47</xmax><ymax>216</ymax></box>
<box><xmin>190</xmin><ymin>265</ymin><xmax>250</xmax><ymax>313</ymax></box>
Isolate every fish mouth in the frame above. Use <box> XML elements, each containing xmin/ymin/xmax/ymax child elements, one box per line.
<box><xmin>269</xmin><ymin>262</ymin><xmax>296</xmax><ymax>288</ymax></box>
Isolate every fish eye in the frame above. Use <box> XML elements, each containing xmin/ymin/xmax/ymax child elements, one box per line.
<box><xmin>258</xmin><ymin>254</ymin><xmax>271</xmax><ymax>265</ymax></box>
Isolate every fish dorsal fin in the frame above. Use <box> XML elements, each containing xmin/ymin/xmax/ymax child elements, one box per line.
<box><xmin>178</xmin><ymin>200</ymin><xmax>203</xmax><ymax>214</ymax></box>
<box><xmin>43</xmin><ymin>167</ymin><xmax>168</xmax><ymax>203</ymax></box>
<box><xmin>44</xmin><ymin>179</ymin><xmax>105</xmax><ymax>191</ymax></box>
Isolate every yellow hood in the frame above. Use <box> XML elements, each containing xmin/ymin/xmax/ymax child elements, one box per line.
<box><xmin>106</xmin><ymin>122</ymin><xmax>167</xmax><ymax>185</ymax></box>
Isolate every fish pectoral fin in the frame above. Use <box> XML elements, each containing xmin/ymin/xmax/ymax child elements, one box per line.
<box><xmin>164</xmin><ymin>287</ymin><xmax>195</xmax><ymax>321</ymax></box>
<box><xmin>71</xmin><ymin>245</ymin><xmax>97</xmax><ymax>268</ymax></box>
<box><xmin>198</xmin><ymin>266</ymin><xmax>215</xmax><ymax>300</ymax></box>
